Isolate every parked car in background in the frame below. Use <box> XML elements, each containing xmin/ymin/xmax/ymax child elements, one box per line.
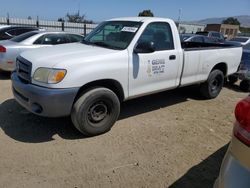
<box><xmin>230</xmin><ymin>36</ymin><xmax>250</xmax><ymax>46</ymax></box>
<box><xmin>227</xmin><ymin>43</ymin><xmax>250</xmax><ymax>91</ymax></box>
<box><xmin>196</xmin><ymin>31</ymin><xmax>225</xmax><ymax>42</ymax></box>
<box><xmin>0</xmin><ymin>26</ymin><xmax>43</xmax><ymax>40</ymax></box>
<box><xmin>214</xmin><ymin>96</ymin><xmax>250</xmax><ymax>188</ymax></box>
<box><xmin>0</xmin><ymin>31</ymin><xmax>84</xmax><ymax>71</ymax></box>
<box><xmin>180</xmin><ymin>34</ymin><xmax>219</xmax><ymax>43</ymax></box>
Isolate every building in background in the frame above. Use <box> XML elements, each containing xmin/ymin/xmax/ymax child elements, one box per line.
<box><xmin>177</xmin><ymin>22</ymin><xmax>206</xmax><ymax>34</ymax></box>
<box><xmin>205</xmin><ymin>24</ymin><xmax>239</xmax><ymax>39</ymax></box>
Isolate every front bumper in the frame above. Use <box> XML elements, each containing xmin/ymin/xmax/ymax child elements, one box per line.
<box><xmin>11</xmin><ymin>72</ymin><xmax>79</xmax><ymax>117</ymax></box>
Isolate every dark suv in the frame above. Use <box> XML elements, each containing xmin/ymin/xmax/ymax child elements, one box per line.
<box><xmin>0</xmin><ymin>26</ymin><xmax>41</xmax><ymax>40</ymax></box>
<box><xmin>196</xmin><ymin>31</ymin><xmax>225</xmax><ymax>42</ymax></box>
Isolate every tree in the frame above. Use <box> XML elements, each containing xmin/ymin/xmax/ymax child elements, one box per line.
<box><xmin>27</xmin><ymin>16</ymin><xmax>32</xmax><ymax>20</ymax></box>
<box><xmin>64</xmin><ymin>12</ymin><xmax>93</xmax><ymax>23</ymax></box>
<box><xmin>57</xmin><ymin>18</ymin><xmax>64</xmax><ymax>22</ymax></box>
<box><xmin>138</xmin><ymin>10</ymin><xmax>154</xmax><ymax>17</ymax></box>
<box><xmin>222</xmin><ymin>17</ymin><xmax>240</xmax><ymax>25</ymax></box>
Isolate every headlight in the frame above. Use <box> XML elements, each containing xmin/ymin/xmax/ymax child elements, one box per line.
<box><xmin>33</xmin><ymin>68</ymin><xmax>67</xmax><ymax>84</ymax></box>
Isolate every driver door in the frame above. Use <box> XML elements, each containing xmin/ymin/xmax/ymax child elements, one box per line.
<box><xmin>128</xmin><ymin>22</ymin><xmax>182</xmax><ymax>97</ymax></box>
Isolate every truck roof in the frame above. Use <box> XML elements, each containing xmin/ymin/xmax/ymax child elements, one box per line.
<box><xmin>108</xmin><ymin>17</ymin><xmax>174</xmax><ymax>23</ymax></box>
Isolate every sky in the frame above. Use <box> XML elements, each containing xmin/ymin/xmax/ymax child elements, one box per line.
<box><xmin>0</xmin><ymin>0</ymin><xmax>249</xmax><ymax>22</ymax></box>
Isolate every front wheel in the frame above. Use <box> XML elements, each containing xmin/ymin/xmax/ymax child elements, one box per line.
<box><xmin>71</xmin><ymin>87</ymin><xmax>120</xmax><ymax>136</ymax></box>
<box><xmin>200</xmin><ymin>70</ymin><xmax>224</xmax><ymax>99</ymax></box>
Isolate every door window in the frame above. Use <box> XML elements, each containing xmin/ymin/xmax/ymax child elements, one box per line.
<box><xmin>138</xmin><ymin>22</ymin><xmax>174</xmax><ymax>51</ymax></box>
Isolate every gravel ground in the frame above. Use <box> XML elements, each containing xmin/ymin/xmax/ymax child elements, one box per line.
<box><xmin>0</xmin><ymin>71</ymin><xmax>248</xmax><ymax>188</ymax></box>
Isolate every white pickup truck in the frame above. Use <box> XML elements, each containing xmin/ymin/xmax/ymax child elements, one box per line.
<box><xmin>11</xmin><ymin>17</ymin><xmax>242</xmax><ymax>136</ymax></box>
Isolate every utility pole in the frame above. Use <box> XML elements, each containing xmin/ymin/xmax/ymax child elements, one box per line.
<box><xmin>177</xmin><ymin>8</ymin><xmax>182</xmax><ymax>33</ymax></box>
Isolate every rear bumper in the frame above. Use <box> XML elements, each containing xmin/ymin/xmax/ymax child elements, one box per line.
<box><xmin>0</xmin><ymin>59</ymin><xmax>15</xmax><ymax>71</ymax></box>
<box><xmin>11</xmin><ymin>72</ymin><xmax>79</xmax><ymax>117</ymax></box>
<box><xmin>214</xmin><ymin>141</ymin><xmax>250</xmax><ymax>188</ymax></box>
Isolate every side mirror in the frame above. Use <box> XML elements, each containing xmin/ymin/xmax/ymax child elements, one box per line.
<box><xmin>134</xmin><ymin>41</ymin><xmax>155</xmax><ymax>54</ymax></box>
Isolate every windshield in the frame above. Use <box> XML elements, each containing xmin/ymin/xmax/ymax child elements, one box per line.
<box><xmin>230</xmin><ymin>37</ymin><xmax>249</xmax><ymax>43</ymax></box>
<box><xmin>83</xmin><ymin>21</ymin><xmax>142</xmax><ymax>50</ymax></box>
<box><xmin>10</xmin><ymin>31</ymin><xmax>38</xmax><ymax>42</ymax></box>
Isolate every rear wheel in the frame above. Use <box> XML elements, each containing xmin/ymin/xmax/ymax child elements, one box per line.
<box><xmin>71</xmin><ymin>87</ymin><xmax>120</xmax><ymax>136</ymax></box>
<box><xmin>200</xmin><ymin>70</ymin><xmax>224</xmax><ymax>99</ymax></box>
<box><xmin>240</xmin><ymin>80</ymin><xmax>250</xmax><ymax>92</ymax></box>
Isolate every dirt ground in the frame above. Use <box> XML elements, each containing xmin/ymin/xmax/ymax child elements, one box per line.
<box><xmin>0</xmin><ymin>71</ymin><xmax>248</xmax><ymax>188</ymax></box>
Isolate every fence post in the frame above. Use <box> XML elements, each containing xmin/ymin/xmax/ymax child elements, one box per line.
<box><xmin>62</xmin><ymin>21</ymin><xmax>65</xmax><ymax>31</ymax></box>
<box><xmin>36</xmin><ymin>16</ymin><xmax>39</xmax><ymax>27</ymax></box>
<box><xmin>7</xmin><ymin>13</ymin><xmax>10</xmax><ymax>25</ymax></box>
<box><xmin>84</xmin><ymin>24</ymin><xmax>87</xmax><ymax>36</ymax></box>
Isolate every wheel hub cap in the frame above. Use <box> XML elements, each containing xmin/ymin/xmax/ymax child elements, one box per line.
<box><xmin>88</xmin><ymin>102</ymin><xmax>108</xmax><ymax>122</ymax></box>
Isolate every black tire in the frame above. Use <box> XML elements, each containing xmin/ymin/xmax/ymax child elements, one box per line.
<box><xmin>228</xmin><ymin>75</ymin><xmax>238</xmax><ymax>85</ymax></box>
<box><xmin>71</xmin><ymin>87</ymin><xmax>120</xmax><ymax>136</ymax></box>
<box><xmin>200</xmin><ymin>70</ymin><xmax>224</xmax><ymax>99</ymax></box>
<box><xmin>240</xmin><ymin>80</ymin><xmax>250</xmax><ymax>92</ymax></box>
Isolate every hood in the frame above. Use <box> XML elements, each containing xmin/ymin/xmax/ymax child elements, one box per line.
<box><xmin>20</xmin><ymin>43</ymin><xmax>119</xmax><ymax>68</ymax></box>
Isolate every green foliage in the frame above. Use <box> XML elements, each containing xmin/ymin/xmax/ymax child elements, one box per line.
<box><xmin>138</xmin><ymin>10</ymin><xmax>154</xmax><ymax>17</ymax></box>
<box><xmin>61</xmin><ymin>12</ymin><xmax>93</xmax><ymax>23</ymax></box>
<box><xmin>57</xmin><ymin>18</ymin><xmax>64</xmax><ymax>22</ymax></box>
<box><xmin>222</xmin><ymin>17</ymin><xmax>241</xmax><ymax>25</ymax></box>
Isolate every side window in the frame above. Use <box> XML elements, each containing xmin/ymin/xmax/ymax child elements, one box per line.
<box><xmin>53</xmin><ymin>34</ymin><xmax>69</xmax><ymax>44</ymax></box>
<box><xmin>138</xmin><ymin>22</ymin><xmax>174</xmax><ymax>51</ymax></box>
<box><xmin>191</xmin><ymin>36</ymin><xmax>203</xmax><ymax>43</ymax></box>
<box><xmin>212</xmin><ymin>32</ymin><xmax>220</xmax><ymax>38</ymax></box>
<box><xmin>220</xmin><ymin>33</ymin><xmax>225</xmax><ymax>40</ymax></box>
<box><xmin>34</xmin><ymin>34</ymin><xmax>69</xmax><ymax>45</ymax></box>
<box><xmin>69</xmin><ymin>34</ymin><xmax>83</xmax><ymax>42</ymax></box>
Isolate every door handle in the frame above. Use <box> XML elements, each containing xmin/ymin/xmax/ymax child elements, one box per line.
<box><xmin>169</xmin><ymin>55</ymin><xmax>176</xmax><ymax>60</ymax></box>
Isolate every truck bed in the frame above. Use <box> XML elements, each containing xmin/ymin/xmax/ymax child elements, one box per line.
<box><xmin>181</xmin><ymin>41</ymin><xmax>240</xmax><ymax>51</ymax></box>
<box><xmin>180</xmin><ymin>42</ymin><xmax>242</xmax><ymax>86</ymax></box>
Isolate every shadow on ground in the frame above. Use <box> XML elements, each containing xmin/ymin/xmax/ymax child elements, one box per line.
<box><xmin>0</xmin><ymin>99</ymin><xmax>84</xmax><ymax>143</ymax></box>
<box><xmin>0</xmin><ymin>86</ymin><xmax>202</xmax><ymax>143</ymax></box>
<box><xmin>0</xmin><ymin>71</ymin><xmax>11</xmax><ymax>80</ymax></box>
<box><xmin>119</xmin><ymin>86</ymin><xmax>203</xmax><ymax>120</ymax></box>
<box><xmin>169</xmin><ymin>144</ymin><xmax>229</xmax><ymax>188</ymax></box>
<box><xmin>224</xmin><ymin>81</ymin><xmax>249</xmax><ymax>93</ymax></box>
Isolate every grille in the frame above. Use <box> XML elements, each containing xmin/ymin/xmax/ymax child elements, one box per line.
<box><xmin>16</xmin><ymin>57</ymin><xmax>32</xmax><ymax>83</ymax></box>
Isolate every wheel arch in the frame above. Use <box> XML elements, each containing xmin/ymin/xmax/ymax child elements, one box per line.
<box><xmin>211</xmin><ymin>63</ymin><xmax>228</xmax><ymax>77</ymax></box>
<box><xmin>74</xmin><ymin>79</ymin><xmax>125</xmax><ymax>103</ymax></box>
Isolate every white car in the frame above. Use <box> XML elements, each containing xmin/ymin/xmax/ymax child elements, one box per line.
<box><xmin>0</xmin><ymin>31</ymin><xmax>84</xmax><ymax>71</ymax></box>
<box><xmin>11</xmin><ymin>17</ymin><xmax>242</xmax><ymax>136</ymax></box>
